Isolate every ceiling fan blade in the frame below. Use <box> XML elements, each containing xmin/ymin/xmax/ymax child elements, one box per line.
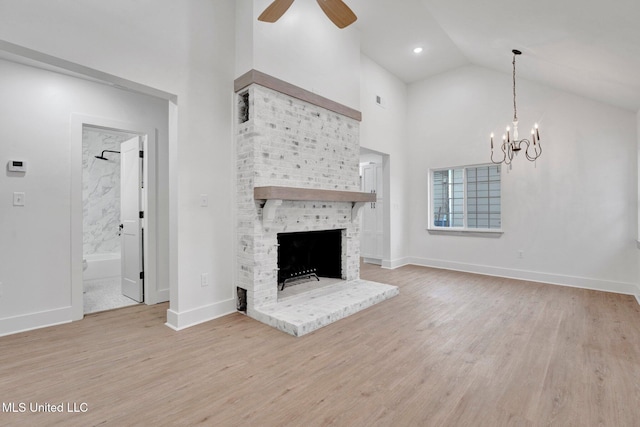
<box><xmin>258</xmin><ymin>0</ymin><xmax>295</xmax><ymax>23</ymax></box>
<box><xmin>316</xmin><ymin>0</ymin><xmax>357</xmax><ymax>29</ymax></box>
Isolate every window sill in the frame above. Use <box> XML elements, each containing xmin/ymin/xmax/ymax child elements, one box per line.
<box><xmin>427</xmin><ymin>228</ymin><xmax>503</xmax><ymax>238</ymax></box>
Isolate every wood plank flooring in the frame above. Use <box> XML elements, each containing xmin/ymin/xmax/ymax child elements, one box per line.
<box><xmin>1</xmin><ymin>263</ymin><xmax>639</xmax><ymax>426</ymax></box>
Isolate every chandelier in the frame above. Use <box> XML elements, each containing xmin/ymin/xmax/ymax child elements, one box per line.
<box><xmin>490</xmin><ymin>49</ymin><xmax>541</xmax><ymax>165</ymax></box>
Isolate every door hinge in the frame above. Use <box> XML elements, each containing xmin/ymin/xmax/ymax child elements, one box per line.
<box><xmin>140</xmin><ymin>271</ymin><xmax>144</xmax><ymax>280</ymax></box>
<box><xmin>139</xmin><ymin>211</ymin><xmax>144</xmax><ymax>219</ymax></box>
<box><xmin>139</xmin><ymin>150</ymin><xmax>144</xmax><ymax>158</ymax></box>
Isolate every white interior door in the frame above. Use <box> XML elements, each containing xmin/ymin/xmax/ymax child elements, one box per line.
<box><xmin>120</xmin><ymin>136</ymin><xmax>143</xmax><ymax>302</ymax></box>
<box><xmin>360</xmin><ymin>163</ymin><xmax>383</xmax><ymax>260</ymax></box>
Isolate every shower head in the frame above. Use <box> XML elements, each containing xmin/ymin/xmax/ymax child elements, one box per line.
<box><xmin>94</xmin><ymin>150</ymin><xmax>120</xmax><ymax>161</ymax></box>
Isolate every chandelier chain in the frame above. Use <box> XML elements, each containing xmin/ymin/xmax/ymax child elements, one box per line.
<box><xmin>512</xmin><ymin>53</ymin><xmax>518</xmax><ymax>122</ymax></box>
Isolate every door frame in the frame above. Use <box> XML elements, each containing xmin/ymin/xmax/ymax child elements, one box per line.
<box><xmin>71</xmin><ymin>115</ymin><xmax>159</xmax><ymax>320</ymax></box>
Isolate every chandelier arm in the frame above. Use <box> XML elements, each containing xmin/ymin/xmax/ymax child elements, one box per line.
<box><xmin>505</xmin><ymin>142</ymin><xmax>513</xmax><ymax>165</ymax></box>
<box><xmin>490</xmin><ymin>148</ymin><xmax>505</xmax><ymax>165</ymax></box>
<box><xmin>525</xmin><ymin>140</ymin><xmax>542</xmax><ymax>161</ymax></box>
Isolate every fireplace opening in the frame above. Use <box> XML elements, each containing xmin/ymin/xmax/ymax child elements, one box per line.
<box><xmin>277</xmin><ymin>229</ymin><xmax>343</xmax><ymax>290</ymax></box>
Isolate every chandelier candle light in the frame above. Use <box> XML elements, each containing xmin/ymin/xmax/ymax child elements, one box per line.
<box><xmin>490</xmin><ymin>49</ymin><xmax>542</xmax><ymax>166</ymax></box>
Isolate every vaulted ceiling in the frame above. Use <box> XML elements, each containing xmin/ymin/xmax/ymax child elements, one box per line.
<box><xmin>350</xmin><ymin>0</ymin><xmax>640</xmax><ymax>111</ymax></box>
<box><xmin>3</xmin><ymin>1</ymin><xmax>639</xmax><ymax>112</ymax></box>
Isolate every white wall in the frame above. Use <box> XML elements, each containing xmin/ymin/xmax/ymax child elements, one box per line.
<box><xmin>0</xmin><ymin>0</ymin><xmax>237</xmax><ymax>331</ymax></box>
<box><xmin>237</xmin><ymin>0</ymin><xmax>361</xmax><ymax>110</ymax></box>
<box><xmin>359</xmin><ymin>55</ymin><xmax>409</xmax><ymax>268</ymax></box>
<box><xmin>637</xmin><ymin>110</ymin><xmax>640</xmax><ymax>299</ymax></box>
<box><xmin>637</xmin><ymin>110</ymin><xmax>640</xmax><ymax>245</ymax></box>
<box><xmin>407</xmin><ymin>65</ymin><xmax>639</xmax><ymax>294</ymax></box>
<box><xmin>0</xmin><ymin>59</ymin><xmax>169</xmax><ymax>334</ymax></box>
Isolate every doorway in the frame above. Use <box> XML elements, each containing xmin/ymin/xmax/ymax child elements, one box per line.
<box><xmin>82</xmin><ymin>126</ymin><xmax>143</xmax><ymax>313</ymax></box>
<box><xmin>71</xmin><ymin>113</ymin><xmax>165</xmax><ymax>322</ymax></box>
<box><xmin>359</xmin><ymin>147</ymin><xmax>390</xmax><ymax>266</ymax></box>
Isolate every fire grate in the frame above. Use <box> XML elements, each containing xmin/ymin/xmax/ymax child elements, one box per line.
<box><xmin>280</xmin><ymin>268</ymin><xmax>320</xmax><ymax>291</ymax></box>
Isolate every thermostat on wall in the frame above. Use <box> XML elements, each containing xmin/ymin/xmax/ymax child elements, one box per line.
<box><xmin>8</xmin><ymin>160</ymin><xmax>26</xmax><ymax>173</ymax></box>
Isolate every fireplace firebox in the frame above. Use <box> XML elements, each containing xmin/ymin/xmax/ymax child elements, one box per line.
<box><xmin>277</xmin><ymin>229</ymin><xmax>343</xmax><ymax>290</ymax></box>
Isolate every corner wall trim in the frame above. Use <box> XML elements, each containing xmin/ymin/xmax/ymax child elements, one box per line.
<box><xmin>165</xmin><ymin>299</ymin><xmax>237</xmax><ymax>331</ymax></box>
<box><xmin>0</xmin><ymin>40</ymin><xmax>177</xmax><ymax>102</ymax></box>
<box><xmin>234</xmin><ymin>69</ymin><xmax>362</xmax><ymax>121</ymax></box>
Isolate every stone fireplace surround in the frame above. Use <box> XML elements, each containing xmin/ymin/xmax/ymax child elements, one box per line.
<box><xmin>235</xmin><ymin>70</ymin><xmax>398</xmax><ymax>336</ymax></box>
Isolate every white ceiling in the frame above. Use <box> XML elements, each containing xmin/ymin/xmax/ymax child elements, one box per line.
<box><xmin>349</xmin><ymin>0</ymin><xmax>640</xmax><ymax>111</ymax></box>
<box><xmin>3</xmin><ymin>1</ymin><xmax>639</xmax><ymax>111</ymax></box>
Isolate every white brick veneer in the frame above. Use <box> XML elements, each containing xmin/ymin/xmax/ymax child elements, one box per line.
<box><xmin>236</xmin><ymin>84</ymin><xmax>362</xmax><ymax>316</ymax></box>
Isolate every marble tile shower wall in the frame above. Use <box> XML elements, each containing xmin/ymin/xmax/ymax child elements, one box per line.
<box><xmin>82</xmin><ymin>129</ymin><xmax>129</xmax><ymax>256</ymax></box>
<box><xmin>237</xmin><ymin>84</ymin><xmax>361</xmax><ymax>311</ymax></box>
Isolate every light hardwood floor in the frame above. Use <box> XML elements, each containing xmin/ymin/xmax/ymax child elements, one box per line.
<box><xmin>1</xmin><ymin>263</ymin><xmax>639</xmax><ymax>426</ymax></box>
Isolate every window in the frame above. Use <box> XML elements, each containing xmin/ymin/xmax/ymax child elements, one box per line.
<box><xmin>430</xmin><ymin>164</ymin><xmax>501</xmax><ymax>231</ymax></box>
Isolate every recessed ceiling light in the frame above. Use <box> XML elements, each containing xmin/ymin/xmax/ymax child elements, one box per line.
<box><xmin>413</xmin><ymin>47</ymin><xmax>423</xmax><ymax>54</ymax></box>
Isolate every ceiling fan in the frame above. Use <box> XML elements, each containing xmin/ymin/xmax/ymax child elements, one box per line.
<box><xmin>258</xmin><ymin>0</ymin><xmax>357</xmax><ymax>29</ymax></box>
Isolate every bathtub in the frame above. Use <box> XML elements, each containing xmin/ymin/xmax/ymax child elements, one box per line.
<box><xmin>83</xmin><ymin>253</ymin><xmax>121</xmax><ymax>281</ymax></box>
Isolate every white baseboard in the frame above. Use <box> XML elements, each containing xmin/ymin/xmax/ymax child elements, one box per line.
<box><xmin>0</xmin><ymin>306</ymin><xmax>73</xmax><ymax>337</ymax></box>
<box><xmin>407</xmin><ymin>257</ymin><xmax>639</xmax><ymax>296</ymax></box>
<box><xmin>381</xmin><ymin>257</ymin><xmax>411</xmax><ymax>270</ymax></box>
<box><xmin>165</xmin><ymin>298</ymin><xmax>237</xmax><ymax>331</ymax></box>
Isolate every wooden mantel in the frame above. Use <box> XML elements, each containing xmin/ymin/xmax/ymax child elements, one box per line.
<box><xmin>254</xmin><ymin>186</ymin><xmax>375</xmax><ymax>203</ymax></box>
<box><xmin>254</xmin><ymin>186</ymin><xmax>376</xmax><ymax>224</ymax></box>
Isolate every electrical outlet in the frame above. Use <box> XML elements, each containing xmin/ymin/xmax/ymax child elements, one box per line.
<box><xmin>517</xmin><ymin>250</ymin><xmax>524</xmax><ymax>259</ymax></box>
<box><xmin>200</xmin><ymin>194</ymin><xmax>209</xmax><ymax>207</ymax></box>
<box><xmin>13</xmin><ymin>192</ymin><xmax>25</xmax><ymax>206</ymax></box>
<box><xmin>201</xmin><ymin>273</ymin><xmax>209</xmax><ymax>287</ymax></box>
